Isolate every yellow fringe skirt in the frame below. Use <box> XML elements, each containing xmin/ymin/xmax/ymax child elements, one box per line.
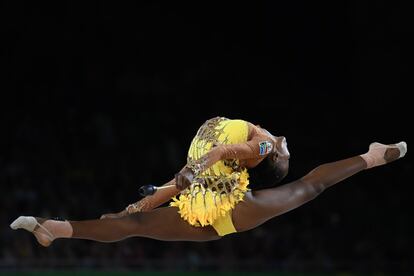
<box><xmin>170</xmin><ymin>169</ymin><xmax>249</xmax><ymax>228</ymax></box>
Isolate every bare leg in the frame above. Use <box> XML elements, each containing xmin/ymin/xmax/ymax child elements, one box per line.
<box><xmin>232</xmin><ymin>142</ymin><xmax>407</xmax><ymax>232</ymax></box>
<box><xmin>11</xmin><ymin>207</ymin><xmax>220</xmax><ymax>247</ymax></box>
<box><xmin>69</xmin><ymin>207</ymin><xmax>219</xmax><ymax>242</ymax></box>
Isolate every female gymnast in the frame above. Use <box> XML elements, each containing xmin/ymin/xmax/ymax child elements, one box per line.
<box><xmin>10</xmin><ymin>116</ymin><xmax>407</xmax><ymax>246</ymax></box>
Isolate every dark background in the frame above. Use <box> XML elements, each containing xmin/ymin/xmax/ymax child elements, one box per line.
<box><xmin>1</xmin><ymin>0</ymin><xmax>412</xmax><ymax>274</ymax></box>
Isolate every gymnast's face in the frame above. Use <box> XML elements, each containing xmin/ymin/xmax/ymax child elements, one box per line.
<box><xmin>269</xmin><ymin>136</ymin><xmax>290</xmax><ymax>182</ymax></box>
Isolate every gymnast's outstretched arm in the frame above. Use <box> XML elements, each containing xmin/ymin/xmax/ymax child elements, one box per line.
<box><xmin>101</xmin><ymin>168</ymin><xmax>187</xmax><ymax>219</ymax></box>
<box><xmin>100</xmin><ymin>178</ymin><xmax>179</xmax><ymax>219</ymax></box>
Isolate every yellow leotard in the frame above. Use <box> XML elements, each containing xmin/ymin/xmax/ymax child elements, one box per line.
<box><xmin>170</xmin><ymin>117</ymin><xmax>250</xmax><ymax>235</ymax></box>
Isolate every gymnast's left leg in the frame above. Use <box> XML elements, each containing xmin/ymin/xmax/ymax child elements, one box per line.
<box><xmin>232</xmin><ymin>141</ymin><xmax>407</xmax><ymax>232</ymax></box>
<box><xmin>10</xmin><ymin>206</ymin><xmax>220</xmax><ymax>247</ymax></box>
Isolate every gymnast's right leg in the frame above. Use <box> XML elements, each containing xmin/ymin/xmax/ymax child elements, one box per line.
<box><xmin>232</xmin><ymin>141</ymin><xmax>407</xmax><ymax>232</ymax></box>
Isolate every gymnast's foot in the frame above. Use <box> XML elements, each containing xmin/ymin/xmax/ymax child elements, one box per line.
<box><xmin>10</xmin><ymin>216</ymin><xmax>72</xmax><ymax>247</ymax></box>
<box><xmin>360</xmin><ymin>141</ymin><xmax>407</xmax><ymax>169</ymax></box>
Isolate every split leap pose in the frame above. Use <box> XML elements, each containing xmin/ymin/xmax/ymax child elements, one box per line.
<box><xmin>10</xmin><ymin>117</ymin><xmax>407</xmax><ymax>246</ymax></box>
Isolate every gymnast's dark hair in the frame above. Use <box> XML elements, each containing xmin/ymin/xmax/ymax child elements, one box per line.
<box><xmin>248</xmin><ymin>156</ymin><xmax>286</xmax><ymax>190</ymax></box>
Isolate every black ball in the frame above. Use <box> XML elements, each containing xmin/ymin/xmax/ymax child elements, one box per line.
<box><xmin>139</xmin><ymin>185</ymin><xmax>157</xmax><ymax>196</ymax></box>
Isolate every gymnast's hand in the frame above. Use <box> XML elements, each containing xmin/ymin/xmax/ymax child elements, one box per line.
<box><xmin>175</xmin><ymin>167</ymin><xmax>194</xmax><ymax>190</ymax></box>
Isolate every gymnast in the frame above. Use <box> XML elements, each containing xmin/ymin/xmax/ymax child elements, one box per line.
<box><xmin>10</xmin><ymin>116</ymin><xmax>407</xmax><ymax>245</ymax></box>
